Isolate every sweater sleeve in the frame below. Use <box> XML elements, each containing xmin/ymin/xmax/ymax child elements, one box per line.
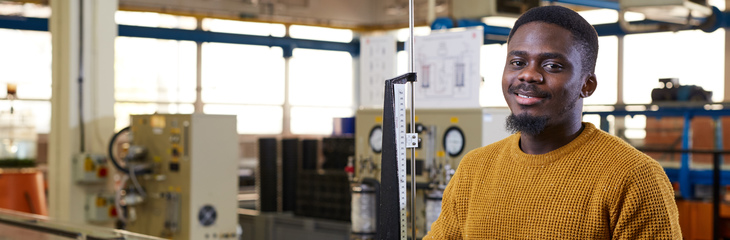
<box><xmin>610</xmin><ymin>160</ymin><xmax>682</xmax><ymax>240</ymax></box>
<box><xmin>423</xmin><ymin>167</ymin><xmax>465</xmax><ymax>239</ymax></box>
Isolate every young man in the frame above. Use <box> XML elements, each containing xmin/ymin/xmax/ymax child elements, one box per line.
<box><xmin>424</xmin><ymin>6</ymin><xmax>681</xmax><ymax>239</ymax></box>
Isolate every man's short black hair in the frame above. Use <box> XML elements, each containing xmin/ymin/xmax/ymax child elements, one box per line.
<box><xmin>508</xmin><ymin>5</ymin><xmax>599</xmax><ymax>73</ymax></box>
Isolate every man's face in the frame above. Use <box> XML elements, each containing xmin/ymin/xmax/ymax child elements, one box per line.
<box><xmin>502</xmin><ymin>22</ymin><xmax>589</xmax><ymax>130</ymax></box>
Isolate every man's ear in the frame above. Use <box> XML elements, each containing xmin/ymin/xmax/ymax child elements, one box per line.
<box><xmin>580</xmin><ymin>73</ymin><xmax>597</xmax><ymax>98</ymax></box>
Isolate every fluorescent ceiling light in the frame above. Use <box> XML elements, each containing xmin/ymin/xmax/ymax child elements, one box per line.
<box><xmin>579</xmin><ymin>9</ymin><xmax>618</xmax><ymax>25</ymax></box>
<box><xmin>397</xmin><ymin>27</ymin><xmax>431</xmax><ymax>42</ymax></box>
<box><xmin>289</xmin><ymin>25</ymin><xmax>353</xmax><ymax>43</ymax></box>
<box><xmin>624</xmin><ymin>11</ymin><xmax>646</xmax><ymax>22</ymax></box>
<box><xmin>481</xmin><ymin>16</ymin><xmax>517</xmax><ymax>28</ymax></box>
<box><xmin>709</xmin><ymin>0</ymin><xmax>725</xmax><ymax>11</ymax></box>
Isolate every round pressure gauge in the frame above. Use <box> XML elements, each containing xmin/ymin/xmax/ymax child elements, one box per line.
<box><xmin>443</xmin><ymin>126</ymin><xmax>465</xmax><ymax>157</ymax></box>
<box><xmin>369</xmin><ymin>125</ymin><xmax>383</xmax><ymax>153</ymax></box>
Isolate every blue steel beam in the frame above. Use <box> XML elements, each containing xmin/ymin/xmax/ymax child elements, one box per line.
<box><xmin>680</xmin><ymin>111</ymin><xmax>693</xmax><ymax>199</ymax></box>
<box><xmin>549</xmin><ymin>0</ymin><xmax>620</xmax><ymax>10</ymax></box>
<box><xmin>118</xmin><ymin>25</ymin><xmax>359</xmax><ymax>56</ymax></box>
<box><xmin>584</xmin><ymin>108</ymin><xmax>730</xmax><ymax>118</ymax></box>
<box><xmin>665</xmin><ymin>168</ymin><xmax>730</xmax><ymax>186</ymax></box>
<box><xmin>0</xmin><ymin>17</ymin><xmax>359</xmax><ymax>56</ymax></box>
<box><xmin>0</xmin><ymin>16</ymin><xmax>47</xmax><ymax>31</ymax></box>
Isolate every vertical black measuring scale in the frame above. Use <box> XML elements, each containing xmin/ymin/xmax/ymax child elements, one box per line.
<box><xmin>380</xmin><ymin>0</ymin><xmax>419</xmax><ymax>239</ymax></box>
<box><xmin>378</xmin><ymin>72</ymin><xmax>418</xmax><ymax>240</ymax></box>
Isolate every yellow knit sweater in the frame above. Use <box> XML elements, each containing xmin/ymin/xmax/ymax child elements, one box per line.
<box><xmin>424</xmin><ymin>122</ymin><xmax>681</xmax><ymax>239</ymax></box>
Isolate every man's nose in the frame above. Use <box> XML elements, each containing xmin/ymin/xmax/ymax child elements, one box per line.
<box><xmin>517</xmin><ymin>64</ymin><xmax>543</xmax><ymax>83</ymax></box>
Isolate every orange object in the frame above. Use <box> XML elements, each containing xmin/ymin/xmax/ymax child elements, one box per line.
<box><xmin>676</xmin><ymin>200</ymin><xmax>730</xmax><ymax>239</ymax></box>
<box><xmin>0</xmin><ymin>168</ymin><xmax>48</xmax><ymax>215</ymax></box>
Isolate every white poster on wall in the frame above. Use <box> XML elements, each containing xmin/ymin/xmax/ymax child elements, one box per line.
<box><xmin>413</xmin><ymin>27</ymin><xmax>482</xmax><ymax>109</ymax></box>
<box><xmin>359</xmin><ymin>34</ymin><xmax>397</xmax><ymax>108</ymax></box>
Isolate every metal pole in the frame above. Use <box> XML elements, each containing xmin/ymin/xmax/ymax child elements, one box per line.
<box><xmin>408</xmin><ymin>0</ymin><xmax>417</xmax><ymax>239</ymax></box>
<box><xmin>713</xmin><ymin>152</ymin><xmax>720</xmax><ymax>240</ymax></box>
<box><xmin>713</xmin><ymin>116</ymin><xmax>722</xmax><ymax>240</ymax></box>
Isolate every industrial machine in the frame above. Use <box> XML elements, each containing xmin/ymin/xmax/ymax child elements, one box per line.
<box><xmin>651</xmin><ymin>78</ymin><xmax>712</xmax><ymax>103</ymax></box>
<box><xmin>351</xmin><ymin>108</ymin><xmax>511</xmax><ymax>239</ymax></box>
<box><xmin>109</xmin><ymin>114</ymin><xmax>238</xmax><ymax>240</ymax></box>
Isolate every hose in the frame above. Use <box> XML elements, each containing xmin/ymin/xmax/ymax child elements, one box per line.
<box><xmin>108</xmin><ymin>127</ymin><xmax>152</xmax><ymax>175</ymax></box>
<box><xmin>115</xmin><ymin>174</ymin><xmax>129</xmax><ymax>223</ymax></box>
<box><xmin>108</xmin><ymin>126</ymin><xmax>131</xmax><ymax>174</ymax></box>
<box><xmin>128</xmin><ymin>161</ymin><xmax>147</xmax><ymax>197</ymax></box>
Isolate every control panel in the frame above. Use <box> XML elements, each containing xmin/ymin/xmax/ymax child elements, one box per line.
<box><xmin>124</xmin><ymin>114</ymin><xmax>238</xmax><ymax>240</ymax></box>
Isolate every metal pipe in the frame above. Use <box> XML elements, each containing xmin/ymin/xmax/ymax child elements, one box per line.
<box><xmin>408</xmin><ymin>0</ymin><xmax>417</xmax><ymax>239</ymax></box>
<box><xmin>78</xmin><ymin>0</ymin><xmax>85</xmax><ymax>153</ymax></box>
<box><xmin>713</xmin><ymin>151</ymin><xmax>720</xmax><ymax>240</ymax></box>
<box><xmin>713</xmin><ymin>116</ymin><xmax>722</xmax><ymax>240</ymax></box>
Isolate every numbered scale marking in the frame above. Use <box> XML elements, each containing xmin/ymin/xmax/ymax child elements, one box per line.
<box><xmin>393</xmin><ymin>84</ymin><xmax>408</xmax><ymax>239</ymax></box>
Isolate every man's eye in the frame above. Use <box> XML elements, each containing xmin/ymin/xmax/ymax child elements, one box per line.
<box><xmin>543</xmin><ymin>63</ymin><xmax>563</xmax><ymax>71</ymax></box>
<box><xmin>510</xmin><ymin>60</ymin><xmax>525</xmax><ymax>67</ymax></box>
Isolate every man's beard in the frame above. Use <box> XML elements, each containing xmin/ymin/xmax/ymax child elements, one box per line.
<box><xmin>505</xmin><ymin>113</ymin><xmax>549</xmax><ymax>136</ymax></box>
<box><xmin>505</xmin><ymin>89</ymin><xmax>582</xmax><ymax>136</ymax></box>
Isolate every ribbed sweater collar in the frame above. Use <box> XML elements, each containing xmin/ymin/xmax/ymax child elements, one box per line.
<box><xmin>509</xmin><ymin>122</ymin><xmax>598</xmax><ymax>166</ymax></box>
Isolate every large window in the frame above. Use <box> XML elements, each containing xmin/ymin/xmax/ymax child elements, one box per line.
<box><xmin>0</xmin><ymin>29</ymin><xmax>52</xmax><ymax>133</ymax></box>
<box><xmin>113</xmin><ymin>11</ymin><xmax>199</xmax><ymax>130</ymax></box>
<box><xmin>201</xmin><ymin>43</ymin><xmax>285</xmax><ymax>134</ymax></box>
<box><xmin>480</xmin><ymin>43</ymin><xmax>508</xmax><ymax>107</ymax></box>
<box><xmin>289</xmin><ymin>49</ymin><xmax>354</xmax><ymax>134</ymax></box>
<box><xmin>201</xmin><ymin>44</ymin><xmax>285</xmax><ymax>105</ymax></box>
<box><xmin>623</xmin><ymin>29</ymin><xmax>725</xmax><ymax>104</ymax></box>
<box><xmin>114</xmin><ymin>16</ymin><xmax>358</xmax><ymax>136</ymax></box>
<box><xmin>585</xmin><ymin>36</ymin><xmax>619</xmax><ymax>105</ymax></box>
<box><xmin>114</xmin><ymin>37</ymin><xmax>196</xmax><ymax>129</ymax></box>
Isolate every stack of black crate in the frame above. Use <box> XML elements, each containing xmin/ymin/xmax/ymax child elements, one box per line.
<box><xmin>294</xmin><ymin>137</ymin><xmax>354</xmax><ymax>222</ymax></box>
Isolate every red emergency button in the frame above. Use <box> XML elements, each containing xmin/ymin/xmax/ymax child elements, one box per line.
<box><xmin>97</xmin><ymin>167</ymin><xmax>108</xmax><ymax>177</ymax></box>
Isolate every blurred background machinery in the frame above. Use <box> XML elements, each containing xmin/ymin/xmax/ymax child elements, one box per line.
<box><xmin>2</xmin><ymin>0</ymin><xmax>730</xmax><ymax>239</ymax></box>
<box><xmin>109</xmin><ymin>114</ymin><xmax>239</xmax><ymax>240</ymax></box>
<box><xmin>651</xmin><ymin>78</ymin><xmax>713</xmax><ymax>103</ymax></box>
<box><xmin>351</xmin><ymin>108</ymin><xmax>511</xmax><ymax>239</ymax></box>
<box><xmin>238</xmin><ymin>117</ymin><xmax>357</xmax><ymax>240</ymax></box>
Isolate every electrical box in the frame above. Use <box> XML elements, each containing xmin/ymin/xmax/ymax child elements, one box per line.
<box><xmin>126</xmin><ymin>114</ymin><xmax>238</xmax><ymax>240</ymax></box>
<box><xmin>451</xmin><ymin>0</ymin><xmax>540</xmax><ymax>19</ymax></box>
<box><xmin>86</xmin><ymin>193</ymin><xmax>117</xmax><ymax>223</ymax></box>
<box><xmin>73</xmin><ymin>153</ymin><xmax>108</xmax><ymax>184</ymax></box>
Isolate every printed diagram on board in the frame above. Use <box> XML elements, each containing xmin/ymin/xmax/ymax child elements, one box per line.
<box><xmin>417</xmin><ymin>42</ymin><xmax>476</xmax><ymax>97</ymax></box>
<box><xmin>360</xmin><ymin>35</ymin><xmax>396</xmax><ymax>108</ymax></box>
<box><xmin>367</xmin><ymin>47</ymin><xmax>388</xmax><ymax>101</ymax></box>
<box><xmin>414</xmin><ymin>28</ymin><xmax>482</xmax><ymax>108</ymax></box>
